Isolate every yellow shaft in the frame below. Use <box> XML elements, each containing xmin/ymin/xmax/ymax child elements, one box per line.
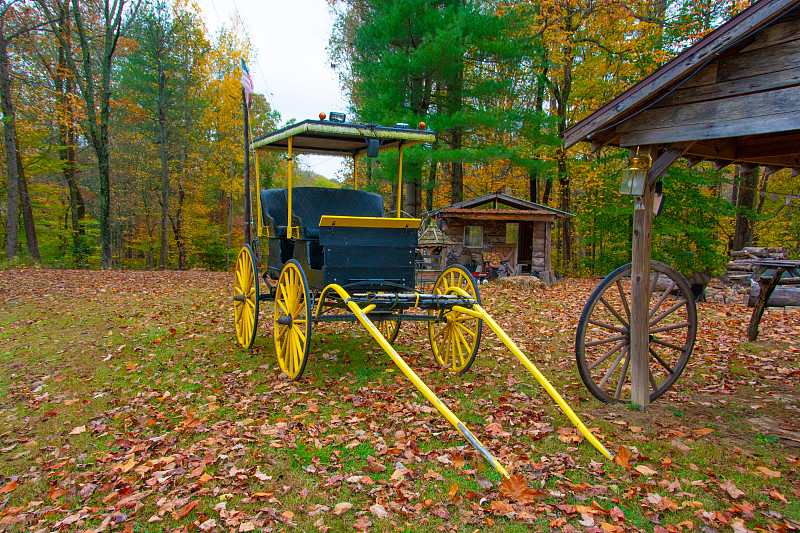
<box><xmin>452</xmin><ymin>303</ymin><xmax>613</xmax><ymax>460</ymax></box>
<box><xmin>287</xmin><ymin>137</ymin><xmax>293</xmax><ymax>238</ymax></box>
<box><xmin>319</xmin><ymin>284</ymin><xmax>510</xmax><ymax>478</ymax></box>
<box><xmin>396</xmin><ymin>145</ymin><xmax>403</xmax><ymax>218</ymax></box>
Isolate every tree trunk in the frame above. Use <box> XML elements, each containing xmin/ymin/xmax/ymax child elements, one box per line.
<box><xmin>732</xmin><ymin>166</ymin><xmax>759</xmax><ymax>250</ymax></box>
<box><xmin>158</xmin><ymin>67</ymin><xmax>169</xmax><ymax>270</ymax></box>
<box><xmin>426</xmin><ymin>161</ymin><xmax>437</xmax><ymax>212</ymax></box>
<box><xmin>556</xmin><ymin>14</ymin><xmax>574</xmax><ymax>271</ymax></box>
<box><xmin>756</xmin><ymin>171</ymin><xmax>769</xmax><ymax>215</ymax></box>
<box><xmin>15</xmin><ymin>138</ymin><xmax>39</xmax><ymax>260</ymax></box>
<box><xmin>0</xmin><ymin>37</ymin><xmax>19</xmax><ymax>259</ymax></box>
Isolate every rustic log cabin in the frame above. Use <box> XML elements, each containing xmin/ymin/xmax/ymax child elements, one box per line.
<box><xmin>565</xmin><ymin>0</ymin><xmax>800</xmax><ymax>409</ymax></box>
<box><xmin>432</xmin><ymin>193</ymin><xmax>572</xmax><ymax>285</ymax></box>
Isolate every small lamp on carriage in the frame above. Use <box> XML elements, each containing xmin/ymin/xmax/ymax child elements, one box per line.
<box><xmin>620</xmin><ymin>152</ymin><xmax>652</xmax><ymax>195</ymax></box>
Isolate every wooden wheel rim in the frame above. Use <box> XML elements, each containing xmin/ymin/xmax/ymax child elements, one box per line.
<box><xmin>233</xmin><ymin>244</ymin><xmax>259</xmax><ymax>349</ymax></box>
<box><xmin>274</xmin><ymin>260</ymin><xmax>311</xmax><ymax>380</ymax></box>
<box><xmin>428</xmin><ymin>265</ymin><xmax>482</xmax><ymax>373</ymax></box>
<box><xmin>575</xmin><ymin>261</ymin><xmax>697</xmax><ymax>403</ymax></box>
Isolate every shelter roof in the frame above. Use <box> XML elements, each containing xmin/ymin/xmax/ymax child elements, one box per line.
<box><xmin>565</xmin><ymin>0</ymin><xmax>800</xmax><ymax>171</ymax></box>
<box><xmin>418</xmin><ymin>224</ymin><xmax>454</xmax><ymax>246</ymax></box>
<box><xmin>251</xmin><ymin>119</ymin><xmax>435</xmax><ymax>157</ymax></box>
<box><xmin>434</xmin><ymin>193</ymin><xmax>573</xmax><ymax>219</ymax></box>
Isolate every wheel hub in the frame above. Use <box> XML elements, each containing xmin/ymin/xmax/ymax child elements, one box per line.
<box><xmin>277</xmin><ymin>315</ymin><xmax>293</xmax><ymax>327</ymax></box>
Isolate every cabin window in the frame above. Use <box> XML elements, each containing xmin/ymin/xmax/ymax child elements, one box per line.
<box><xmin>464</xmin><ymin>226</ymin><xmax>483</xmax><ymax>248</ymax></box>
<box><xmin>506</xmin><ymin>223</ymin><xmax>519</xmax><ymax>244</ymax></box>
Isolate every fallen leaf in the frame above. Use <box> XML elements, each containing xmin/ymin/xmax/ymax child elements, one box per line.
<box><xmin>353</xmin><ymin>516</ymin><xmax>372</xmax><ymax>531</ymax></box>
<box><xmin>173</xmin><ymin>500</ymin><xmax>199</xmax><ymax>520</ymax></box>
<box><xmin>754</xmin><ymin>466</ymin><xmax>780</xmax><ymax>478</ymax></box>
<box><xmin>634</xmin><ymin>465</ymin><xmax>658</xmax><ymax>476</ymax></box>
<box><xmin>0</xmin><ymin>481</ymin><xmax>17</xmax><ymax>494</ymax></box>
<box><xmin>332</xmin><ymin>502</ymin><xmax>353</xmax><ymax>515</ymax></box>
<box><xmin>369</xmin><ymin>503</ymin><xmax>388</xmax><ymax>519</ymax></box>
<box><xmin>614</xmin><ymin>446</ymin><xmax>632</xmax><ymax>470</ymax></box>
<box><xmin>719</xmin><ymin>481</ymin><xmax>745</xmax><ymax>500</ymax></box>
<box><xmin>693</xmin><ymin>428</ymin><xmax>714</xmax><ymax>436</ymax></box>
<box><xmin>199</xmin><ymin>519</ymin><xmax>216</xmax><ymax>531</ymax></box>
<box><xmin>499</xmin><ymin>474</ymin><xmax>546</xmax><ymax>504</ymax></box>
<box><xmin>239</xmin><ymin>523</ymin><xmax>256</xmax><ymax>532</ymax></box>
<box><xmin>70</xmin><ymin>425</ymin><xmax>86</xmax><ymax>435</ymax></box>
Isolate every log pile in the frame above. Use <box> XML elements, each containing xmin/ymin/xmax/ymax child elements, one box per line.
<box><xmin>725</xmin><ymin>246</ymin><xmax>788</xmax><ymax>283</ymax></box>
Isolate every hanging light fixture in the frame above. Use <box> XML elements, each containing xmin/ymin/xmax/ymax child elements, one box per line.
<box><xmin>620</xmin><ymin>150</ymin><xmax>652</xmax><ymax>196</ymax></box>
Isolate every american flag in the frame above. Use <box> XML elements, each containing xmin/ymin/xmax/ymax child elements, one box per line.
<box><xmin>241</xmin><ymin>59</ymin><xmax>254</xmax><ymax>110</ymax></box>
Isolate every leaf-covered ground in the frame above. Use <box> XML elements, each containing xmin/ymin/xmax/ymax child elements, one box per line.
<box><xmin>0</xmin><ymin>268</ymin><xmax>798</xmax><ymax>533</ymax></box>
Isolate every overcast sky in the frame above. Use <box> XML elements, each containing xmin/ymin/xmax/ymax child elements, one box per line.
<box><xmin>195</xmin><ymin>0</ymin><xmax>349</xmax><ymax>180</ymax></box>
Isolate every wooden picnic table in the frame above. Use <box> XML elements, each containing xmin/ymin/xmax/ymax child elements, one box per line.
<box><xmin>747</xmin><ymin>260</ymin><xmax>800</xmax><ymax>341</ymax></box>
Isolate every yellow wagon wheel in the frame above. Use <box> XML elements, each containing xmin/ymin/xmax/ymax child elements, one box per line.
<box><xmin>234</xmin><ymin>244</ymin><xmax>260</xmax><ymax>349</ymax></box>
<box><xmin>428</xmin><ymin>265</ymin><xmax>483</xmax><ymax>373</ymax></box>
<box><xmin>375</xmin><ymin>312</ymin><xmax>401</xmax><ymax>344</ymax></box>
<box><xmin>274</xmin><ymin>260</ymin><xmax>312</xmax><ymax>380</ymax></box>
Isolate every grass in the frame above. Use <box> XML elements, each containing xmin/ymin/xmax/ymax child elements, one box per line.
<box><xmin>0</xmin><ymin>269</ymin><xmax>798</xmax><ymax>532</ymax></box>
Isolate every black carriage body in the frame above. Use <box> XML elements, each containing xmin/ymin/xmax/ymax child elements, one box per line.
<box><xmin>261</xmin><ymin>186</ymin><xmax>417</xmax><ymax>292</ymax></box>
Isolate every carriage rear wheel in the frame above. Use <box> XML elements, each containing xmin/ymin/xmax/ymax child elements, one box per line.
<box><xmin>428</xmin><ymin>265</ymin><xmax>483</xmax><ymax>373</ymax></box>
<box><xmin>274</xmin><ymin>260</ymin><xmax>312</xmax><ymax>380</ymax></box>
<box><xmin>234</xmin><ymin>244</ymin><xmax>259</xmax><ymax>349</ymax></box>
<box><xmin>576</xmin><ymin>261</ymin><xmax>697</xmax><ymax>403</ymax></box>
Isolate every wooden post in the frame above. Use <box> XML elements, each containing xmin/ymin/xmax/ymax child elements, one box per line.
<box><xmin>747</xmin><ymin>267</ymin><xmax>785</xmax><ymax>341</ymax></box>
<box><xmin>629</xmin><ymin>146</ymin><xmax>657</xmax><ymax>410</ymax></box>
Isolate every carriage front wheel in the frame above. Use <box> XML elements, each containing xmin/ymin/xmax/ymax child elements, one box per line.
<box><xmin>428</xmin><ymin>265</ymin><xmax>483</xmax><ymax>373</ymax></box>
<box><xmin>234</xmin><ymin>244</ymin><xmax>259</xmax><ymax>349</ymax></box>
<box><xmin>274</xmin><ymin>260</ymin><xmax>312</xmax><ymax>381</ymax></box>
<box><xmin>576</xmin><ymin>261</ymin><xmax>697</xmax><ymax>403</ymax></box>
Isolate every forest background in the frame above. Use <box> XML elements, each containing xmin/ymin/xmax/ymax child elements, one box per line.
<box><xmin>1</xmin><ymin>0</ymin><xmax>798</xmax><ymax>276</ymax></box>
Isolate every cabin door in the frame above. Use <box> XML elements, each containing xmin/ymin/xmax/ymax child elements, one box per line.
<box><xmin>518</xmin><ymin>222</ymin><xmax>534</xmax><ymax>264</ymax></box>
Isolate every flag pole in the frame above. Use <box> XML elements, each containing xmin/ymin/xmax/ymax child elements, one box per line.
<box><xmin>241</xmin><ymin>59</ymin><xmax>254</xmax><ymax>247</ymax></box>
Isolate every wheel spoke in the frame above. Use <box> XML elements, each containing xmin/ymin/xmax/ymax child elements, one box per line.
<box><xmin>599</xmin><ymin>347</ymin><xmax>627</xmax><ymax>389</ymax></box>
<box><xmin>649</xmin><ymin>347</ymin><xmax>676</xmax><ymax>374</ymax></box>
<box><xmin>650</xmin><ymin>322</ymin><xmax>690</xmax><ymax>334</ymax></box>
<box><xmin>587</xmin><ymin>319</ymin><xmax>628</xmax><ymax>334</ymax></box>
<box><xmin>615</xmin><ymin>280</ymin><xmax>631</xmax><ymax>321</ymax></box>
<box><xmin>585</xmin><ymin>334</ymin><xmax>627</xmax><ymax>348</ymax></box>
<box><xmin>613</xmin><ymin>347</ymin><xmax>630</xmax><ymax>400</ymax></box>
<box><xmin>649</xmin><ymin>300</ymin><xmax>687</xmax><ymax>328</ymax></box>
<box><xmin>599</xmin><ymin>296</ymin><xmax>630</xmax><ymax>330</ymax></box>
<box><xmin>648</xmin><ymin>280</ymin><xmax>677</xmax><ymax>320</ymax></box>
<box><xmin>588</xmin><ymin>339</ymin><xmax>627</xmax><ymax>371</ymax></box>
<box><xmin>651</xmin><ymin>337</ymin><xmax>685</xmax><ymax>352</ymax></box>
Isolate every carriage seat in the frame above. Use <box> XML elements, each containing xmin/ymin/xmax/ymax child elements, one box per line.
<box><xmin>289</xmin><ymin>187</ymin><xmax>384</xmax><ymax>239</ymax></box>
<box><xmin>259</xmin><ymin>189</ymin><xmax>300</xmax><ymax>238</ymax></box>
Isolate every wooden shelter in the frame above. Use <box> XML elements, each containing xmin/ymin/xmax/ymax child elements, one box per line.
<box><xmin>432</xmin><ymin>193</ymin><xmax>572</xmax><ymax>284</ymax></box>
<box><xmin>565</xmin><ymin>0</ymin><xmax>800</xmax><ymax>409</ymax></box>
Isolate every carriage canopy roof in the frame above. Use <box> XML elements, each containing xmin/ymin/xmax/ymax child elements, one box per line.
<box><xmin>250</xmin><ymin>119</ymin><xmax>436</xmax><ymax>157</ymax></box>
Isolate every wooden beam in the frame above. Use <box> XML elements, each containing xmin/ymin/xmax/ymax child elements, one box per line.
<box><xmin>793</xmin><ymin>168</ymin><xmax>800</xmax><ymax>177</ymax></box>
<box><xmin>714</xmin><ymin>160</ymin><xmax>734</xmax><ymax>171</ymax></box>
<box><xmin>618</xmin><ymin>86</ymin><xmax>800</xmax><ymax>135</ymax></box>
<box><xmin>647</xmin><ymin>143</ymin><xmax>695</xmax><ymax>185</ymax></box>
<box><xmin>685</xmin><ymin>155</ymin><xmax>705</xmax><ymax>167</ymax></box>
<box><xmin>620</xmin><ymin>110</ymin><xmax>800</xmax><ymax>146</ymax></box>
<box><xmin>630</xmin><ymin>145</ymin><xmax>659</xmax><ymax>410</ymax></box>
<box><xmin>763</xmin><ymin>165</ymin><xmax>783</xmax><ymax>176</ymax></box>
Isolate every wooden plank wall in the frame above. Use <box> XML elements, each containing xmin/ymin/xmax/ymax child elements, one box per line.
<box><xmin>618</xmin><ymin>8</ymin><xmax>800</xmax><ymax>148</ymax></box>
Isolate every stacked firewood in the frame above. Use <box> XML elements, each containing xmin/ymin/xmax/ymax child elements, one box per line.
<box><xmin>726</xmin><ymin>246</ymin><xmax>788</xmax><ymax>283</ymax></box>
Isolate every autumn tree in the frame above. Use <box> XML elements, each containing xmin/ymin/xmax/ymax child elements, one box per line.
<box><xmin>37</xmin><ymin>0</ymin><xmax>142</xmax><ymax>268</ymax></box>
<box><xmin>1</xmin><ymin>0</ymin><xmax>45</xmax><ymax>261</ymax></box>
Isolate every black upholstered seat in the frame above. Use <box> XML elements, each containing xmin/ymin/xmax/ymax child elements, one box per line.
<box><xmin>290</xmin><ymin>187</ymin><xmax>384</xmax><ymax>239</ymax></box>
<box><xmin>260</xmin><ymin>187</ymin><xmax>384</xmax><ymax>239</ymax></box>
